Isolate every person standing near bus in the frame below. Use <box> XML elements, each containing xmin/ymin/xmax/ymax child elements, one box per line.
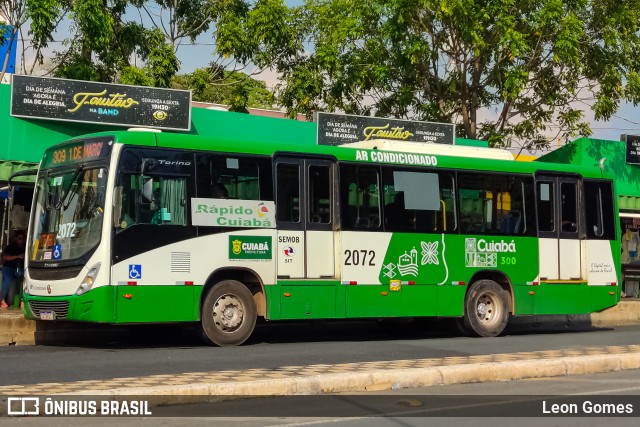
<box><xmin>1</xmin><ymin>230</ymin><xmax>26</xmax><ymax>308</ymax></box>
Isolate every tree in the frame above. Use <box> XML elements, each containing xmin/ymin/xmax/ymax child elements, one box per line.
<box><xmin>52</xmin><ymin>0</ymin><xmax>180</xmax><ymax>87</ymax></box>
<box><xmin>3</xmin><ymin>0</ymin><xmax>180</xmax><ymax>86</ymax></box>
<box><xmin>133</xmin><ymin>0</ymin><xmax>213</xmax><ymax>51</ymax></box>
<box><xmin>24</xmin><ymin>0</ymin><xmax>68</xmax><ymax>75</ymax></box>
<box><xmin>171</xmin><ymin>66</ymin><xmax>275</xmax><ymax>111</ymax></box>
<box><xmin>268</xmin><ymin>0</ymin><xmax>640</xmax><ymax>149</ymax></box>
<box><xmin>0</xmin><ymin>0</ymin><xmax>27</xmax><ymax>81</ymax></box>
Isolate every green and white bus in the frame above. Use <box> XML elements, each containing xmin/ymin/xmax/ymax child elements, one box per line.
<box><xmin>22</xmin><ymin>122</ymin><xmax>621</xmax><ymax>345</ymax></box>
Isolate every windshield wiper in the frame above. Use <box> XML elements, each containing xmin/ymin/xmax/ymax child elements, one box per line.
<box><xmin>54</xmin><ymin>165</ymin><xmax>83</xmax><ymax>210</ymax></box>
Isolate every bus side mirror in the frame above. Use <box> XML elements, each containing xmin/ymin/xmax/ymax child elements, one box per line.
<box><xmin>113</xmin><ymin>186</ymin><xmax>123</xmax><ymax>228</ymax></box>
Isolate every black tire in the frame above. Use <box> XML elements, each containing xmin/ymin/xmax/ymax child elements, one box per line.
<box><xmin>200</xmin><ymin>280</ymin><xmax>257</xmax><ymax>346</ymax></box>
<box><xmin>461</xmin><ymin>280</ymin><xmax>510</xmax><ymax>337</ymax></box>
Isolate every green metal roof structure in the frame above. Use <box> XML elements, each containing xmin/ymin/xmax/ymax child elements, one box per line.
<box><xmin>538</xmin><ymin>137</ymin><xmax>640</xmax><ymax>210</ymax></box>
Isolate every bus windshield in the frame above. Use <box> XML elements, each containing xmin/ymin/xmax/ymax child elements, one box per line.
<box><xmin>29</xmin><ymin>167</ymin><xmax>108</xmax><ymax>263</ymax></box>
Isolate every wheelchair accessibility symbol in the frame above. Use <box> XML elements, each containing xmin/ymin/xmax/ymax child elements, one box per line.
<box><xmin>129</xmin><ymin>265</ymin><xmax>142</xmax><ymax>279</ymax></box>
<box><xmin>52</xmin><ymin>244</ymin><xmax>62</xmax><ymax>260</ymax></box>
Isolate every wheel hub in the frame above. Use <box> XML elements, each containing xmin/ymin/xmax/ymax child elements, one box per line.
<box><xmin>213</xmin><ymin>294</ymin><xmax>245</xmax><ymax>332</ymax></box>
<box><xmin>477</xmin><ymin>302</ymin><xmax>487</xmax><ymax>316</ymax></box>
<box><xmin>476</xmin><ymin>292</ymin><xmax>500</xmax><ymax>326</ymax></box>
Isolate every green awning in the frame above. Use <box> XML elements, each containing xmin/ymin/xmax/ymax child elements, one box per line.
<box><xmin>0</xmin><ymin>160</ymin><xmax>38</xmax><ymax>184</ymax></box>
<box><xmin>619</xmin><ymin>195</ymin><xmax>640</xmax><ymax>211</ymax></box>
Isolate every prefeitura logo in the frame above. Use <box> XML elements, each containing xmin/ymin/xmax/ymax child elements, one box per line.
<box><xmin>228</xmin><ymin>235</ymin><xmax>272</xmax><ymax>260</ymax></box>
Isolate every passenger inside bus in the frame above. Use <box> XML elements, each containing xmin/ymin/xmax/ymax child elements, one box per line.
<box><xmin>500</xmin><ymin>200</ymin><xmax>522</xmax><ymax>234</ymax></box>
<box><xmin>385</xmin><ymin>192</ymin><xmax>411</xmax><ymax>231</ymax></box>
<box><xmin>212</xmin><ymin>183</ymin><xmax>229</xmax><ymax>199</ymax></box>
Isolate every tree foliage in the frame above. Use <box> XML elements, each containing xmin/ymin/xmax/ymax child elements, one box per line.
<box><xmin>0</xmin><ymin>0</ymin><xmax>28</xmax><ymax>79</ymax></box>
<box><xmin>52</xmin><ymin>0</ymin><xmax>180</xmax><ymax>86</ymax></box>
<box><xmin>265</xmin><ymin>0</ymin><xmax>640</xmax><ymax>148</ymax></box>
<box><xmin>133</xmin><ymin>0</ymin><xmax>213</xmax><ymax>50</ymax></box>
<box><xmin>171</xmin><ymin>66</ymin><xmax>275</xmax><ymax>112</ymax></box>
<box><xmin>2</xmin><ymin>0</ymin><xmax>182</xmax><ymax>86</ymax></box>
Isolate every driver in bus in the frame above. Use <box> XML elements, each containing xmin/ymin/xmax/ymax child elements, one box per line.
<box><xmin>150</xmin><ymin>188</ymin><xmax>163</xmax><ymax>224</ymax></box>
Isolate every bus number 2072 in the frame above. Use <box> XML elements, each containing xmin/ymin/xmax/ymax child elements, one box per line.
<box><xmin>344</xmin><ymin>250</ymin><xmax>376</xmax><ymax>266</ymax></box>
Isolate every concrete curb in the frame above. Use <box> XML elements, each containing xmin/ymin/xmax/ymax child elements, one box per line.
<box><xmin>68</xmin><ymin>352</ymin><xmax>640</xmax><ymax>406</ymax></box>
<box><xmin>593</xmin><ymin>301</ymin><xmax>640</xmax><ymax>326</ymax></box>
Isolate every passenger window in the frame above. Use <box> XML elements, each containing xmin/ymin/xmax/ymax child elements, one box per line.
<box><xmin>584</xmin><ymin>181</ymin><xmax>615</xmax><ymax>240</ymax></box>
<box><xmin>458</xmin><ymin>173</ymin><xmax>530</xmax><ymax>235</ymax></box>
<box><xmin>196</xmin><ymin>154</ymin><xmax>272</xmax><ymax>201</ymax></box>
<box><xmin>276</xmin><ymin>163</ymin><xmax>300</xmax><ymax>223</ymax></box>
<box><xmin>117</xmin><ymin>174</ymin><xmax>187</xmax><ymax>230</ymax></box>
<box><xmin>340</xmin><ymin>165</ymin><xmax>381</xmax><ymax>230</ymax></box>
<box><xmin>560</xmin><ymin>182</ymin><xmax>578</xmax><ymax>233</ymax></box>
<box><xmin>537</xmin><ymin>181</ymin><xmax>555</xmax><ymax>232</ymax></box>
<box><xmin>383</xmin><ymin>168</ymin><xmax>456</xmax><ymax>233</ymax></box>
<box><xmin>308</xmin><ymin>165</ymin><xmax>331</xmax><ymax>224</ymax></box>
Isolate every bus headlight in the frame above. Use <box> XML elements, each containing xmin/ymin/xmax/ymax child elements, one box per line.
<box><xmin>76</xmin><ymin>264</ymin><xmax>101</xmax><ymax>296</ymax></box>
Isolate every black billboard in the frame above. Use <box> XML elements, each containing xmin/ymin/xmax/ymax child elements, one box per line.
<box><xmin>10</xmin><ymin>75</ymin><xmax>191</xmax><ymax>131</ymax></box>
<box><xmin>625</xmin><ymin>134</ymin><xmax>640</xmax><ymax>164</ymax></box>
<box><xmin>315</xmin><ymin>112</ymin><xmax>455</xmax><ymax>146</ymax></box>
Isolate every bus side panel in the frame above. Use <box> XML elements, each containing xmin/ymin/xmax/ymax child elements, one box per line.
<box><xmin>112</xmin><ymin>230</ymin><xmax>277</xmax><ymax>323</ymax></box>
<box><xmin>342</xmin><ymin>232</ymin><xmax>438</xmax><ymax>318</ymax></box>
<box><xmin>591</xmin><ymin>285</ymin><xmax>620</xmax><ymax>312</ymax></box>
<box><xmin>279</xmin><ymin>281</ymin><xmax>339</xmax><ymax>319</ymax></box>
<box><xmin>358</xmin><ymin>233</ymin><xmax>539</xmax><ymax>317</ymax></box>
<box><xmin>265</xmin><ymin>284</ymin><xmax>281</xmax><ymax>320</ymax></box>
<box><xmin>115</xmin><ymin>285</ymin><xmax>195</xmax><ymax>323</ymax></box>
<box><xmin>513</xmin><ymin>286</ymin><xmax>536</xmax><ymax>315</ymax></box>
<box><xmin>193</xmin><ymin>285</ymin><xmax>204</xmax><ymax>320</ymax></box>
<box><xmin>437</xmin><ymin>235</ymin><xmax>539</xmax><ymax>316</ymax></box>
<box><xmin>534</xmin><ymin>284</ymin><xmax>591</xmax><ymax>315</ymax></box>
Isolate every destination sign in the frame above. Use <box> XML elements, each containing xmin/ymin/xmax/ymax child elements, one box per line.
<box><xmin>42</xmin><ymin>137</ymin><xmax>113</xmax><ymax>169</ymax></box>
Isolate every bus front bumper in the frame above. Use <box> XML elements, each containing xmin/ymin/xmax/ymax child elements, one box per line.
<box><xmin>23</xmin><ymin>286</ymin><xmax>116</xmax><ymax>323</ymax></box>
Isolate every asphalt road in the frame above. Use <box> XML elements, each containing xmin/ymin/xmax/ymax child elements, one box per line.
<box><xmin>1</xmin><ymin>320</ymin><xmax>639</xmax><ymax>386</ymax></box>
<box><xmin>2</xmin><ymin>369</ymin><xmax>640</xmax><ymax>426</ymax></box>
<box><xmin>150</xmin><ymin>369</ymin><xmax>640</xmax><ymax>421</ymax></box>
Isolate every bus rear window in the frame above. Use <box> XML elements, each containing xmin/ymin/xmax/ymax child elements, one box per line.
<box><xmin>584</xmin><ymin>180</ymin><xmax>615</xmax><ymax>240</ymax></box>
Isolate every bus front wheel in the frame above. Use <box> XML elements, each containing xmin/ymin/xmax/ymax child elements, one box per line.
<box><xmin>460</xmin><ymin>280</ymin><xmax>509</xmax><ymax>337</ymax></box>
<box><xmin>201</xmin><ymin>280</ymin><xmax>257</xmax><ymax>346</ymax></box>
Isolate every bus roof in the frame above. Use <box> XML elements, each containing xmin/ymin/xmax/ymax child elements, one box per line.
<box><xmin>54</xmin><ymin>128</ymin><xmax>613</xmax><ymax>181</ymax></box>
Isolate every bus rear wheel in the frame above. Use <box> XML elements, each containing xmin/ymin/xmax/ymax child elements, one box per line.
<box><xmin>201</xmin><ymin>280</ymin><xmax>257</xmax><ymax>346</ymax></box>
<box><xmin>460</xmin><ymin>280</ymin><xmax>509</xmax><ymax>337</ymax></box>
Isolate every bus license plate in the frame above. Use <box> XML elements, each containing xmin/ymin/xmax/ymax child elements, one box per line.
<box><xmin>40</xmin><ymin>311</ymin><xmax>55</xmax><ymax>320</ymax></box>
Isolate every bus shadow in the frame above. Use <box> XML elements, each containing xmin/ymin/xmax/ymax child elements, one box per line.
<box><xmin>31</xmin><ymin>315</ymin><xmax>613</xmax><ymax>348</ymax></box>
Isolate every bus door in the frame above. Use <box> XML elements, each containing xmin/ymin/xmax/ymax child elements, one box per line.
<box><xmin>535</xmin><ymin>174</ymin><xmax>588</xmax><ymax>313</ymax></box>
<box><xmin>274</xmin><ymin>157</ymin><xmax>338</xmax><ymax>318</ymax></box>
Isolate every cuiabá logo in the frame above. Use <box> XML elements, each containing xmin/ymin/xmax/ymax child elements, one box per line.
<box><xmin>229</xmin><ymin>235</ymin><xmax>272</xmax><ymax>260</ymax></box>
